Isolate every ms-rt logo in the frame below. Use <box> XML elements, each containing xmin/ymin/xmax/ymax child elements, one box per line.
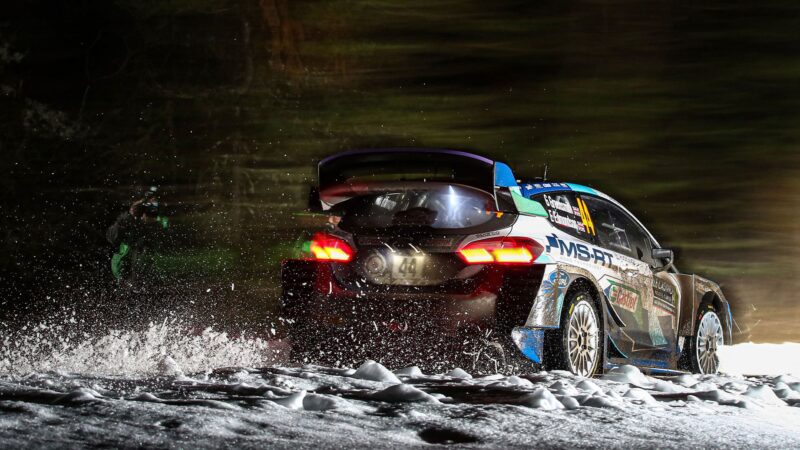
<box><xmin>545</xmin><ymin>234</ymin><xmax>614</xmax><ymax>268</ymax></box>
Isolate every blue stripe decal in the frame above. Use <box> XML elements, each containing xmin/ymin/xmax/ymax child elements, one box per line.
<box><xmin>647</xmin><ymin>367</ymin><xmax>686</xmax><ymax>375</ymax></box>
<box><xmin>628</xmin><ymin>358</ymin><xmax>669</xmax><ymax>369</ymax></box>
<box><xmin>725</xmin><ymin>302</ymin><xmax>733</xmax><ymax>343</ymax></box>
<box><xmin>565</xmin><ymin>183</ymin><xmax>598</xmax><ymax>195</ymax></box>
<box><xmin>517</xmin><ymin>182</ymin><xmax>600</xmax><ymax>198</ymax></box>
<box><xmin>519</xmin><ymin>182</ymin><xmax>572</xmax><ymax>197</ymax></box>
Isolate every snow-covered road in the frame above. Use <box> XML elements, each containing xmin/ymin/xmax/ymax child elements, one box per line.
<box><xmin>1</xmin><ymin>322</ymin><xmax>799</xmax><ymax>449</ymax></box>
<box><xmin>2</xmin><ymin>360</ymin><xmax>800</xmax><ymax>448</ymax></box>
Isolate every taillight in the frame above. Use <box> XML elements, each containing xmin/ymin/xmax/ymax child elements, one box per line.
<box><xmin>309</xmin><ymin>233</ymin><xmax>354</xmax><ymax>262</ymax></box>
<box><xmin>457</xmin><ymin>237</ymin><xmax>543</xmax><ymax>265</ymax></box>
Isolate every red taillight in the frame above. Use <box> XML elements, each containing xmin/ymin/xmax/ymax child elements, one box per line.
<box><xmin>310</xmin><ymin>233</ymin><xmax>354</xmax><ymax>262</ymax></box>
<box><xmin>457</xmin><ymin>237</ymin><xmax>543</xmax><ymax>265</ymax></box>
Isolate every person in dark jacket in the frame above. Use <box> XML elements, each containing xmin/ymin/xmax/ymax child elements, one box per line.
<box><xmin>107</xmin><ymin>186</ymin><xmax>169</xmax><ymax>281</ymax></box>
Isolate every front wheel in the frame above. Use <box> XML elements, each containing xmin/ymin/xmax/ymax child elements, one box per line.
<box><xmin>544</xmin><ymin>287</ymin><xmax>602</xmax><ymax>377</ymax></box>
<box><xmin>687</xmin><ymin>308</ymin><xmax>724</xmax><ymax>374</ymax></box>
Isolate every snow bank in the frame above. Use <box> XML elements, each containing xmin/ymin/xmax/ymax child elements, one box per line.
<box><xmin>719</xmin><ymin>342</ymin><xmax>800</xmax><ymax>376</ymax></box>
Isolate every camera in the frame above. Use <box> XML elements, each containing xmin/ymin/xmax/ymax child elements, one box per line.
<box><xmin>142</xmin><ymin>201</ymin><xmax>160</xmax><ymax>218</ymax></box>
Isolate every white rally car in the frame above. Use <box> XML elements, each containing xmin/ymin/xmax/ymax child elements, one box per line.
<box><xmin>281</xmin><ymin>148</ymin><xmax>733</xmax><ymax>376</ymax></box>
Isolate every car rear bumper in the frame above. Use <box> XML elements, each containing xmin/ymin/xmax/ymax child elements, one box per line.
<box><xmin>281</xmin><ymin>260</ymin><xmax>545</xmax><ymax>335</ymax></box>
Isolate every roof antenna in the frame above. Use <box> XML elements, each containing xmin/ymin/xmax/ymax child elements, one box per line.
<box><xmin>534</xmin><ymin>162</ymin><xmax>549</xmax><ymax>182</ymax></box>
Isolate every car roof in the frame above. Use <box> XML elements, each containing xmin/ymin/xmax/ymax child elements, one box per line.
<box><xmin>519</xmin><ymin>181</ymin><xmax>661</xmax><ymax>247</ymax></box>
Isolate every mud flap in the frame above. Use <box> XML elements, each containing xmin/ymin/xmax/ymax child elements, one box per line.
<box><xmin>511</xmin><ymin>327</ymin><xmax>545</xmax><ymax>364</ymax></box>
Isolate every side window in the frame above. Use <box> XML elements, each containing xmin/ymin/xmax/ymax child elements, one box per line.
<box><xmin>534</xmin><ymin>192</ymin><xmax>595</xmax><ymax>241</ymax></box>
<box><xmin>581</xmin><ymin>196</ymin><xmax>651</xmax><ymax>261</ymax></box>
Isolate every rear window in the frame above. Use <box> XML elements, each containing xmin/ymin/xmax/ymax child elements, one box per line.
<box><xmin>336</xmin><ymin>185</ymin><xmax>500</xmax><ymax>231</ymax></box>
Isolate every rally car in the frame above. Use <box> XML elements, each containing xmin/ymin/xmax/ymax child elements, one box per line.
<box><xmin>281</xmin><ymin>148</ymin><xmax>732</xmax><ymax>376</ymax></box>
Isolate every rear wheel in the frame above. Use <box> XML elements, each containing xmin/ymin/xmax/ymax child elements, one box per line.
<box><xmin>544</xmin><ymin>287</ymin><xmax>602</xmax><ymax>377</ymax></box>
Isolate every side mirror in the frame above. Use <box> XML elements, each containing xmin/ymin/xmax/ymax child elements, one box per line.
<box><xmin>651</xmin><ymin>247</ymin><xmax>674</xmax><ymax>271</ymax></box>
<box><xmin>307</xmin><ymin>186</ymin><xmax>323</xmax><ymax>213</ymax></box>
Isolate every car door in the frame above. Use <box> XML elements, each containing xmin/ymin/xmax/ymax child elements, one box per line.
<box><xmin>640</xmin><ymin>241</ymin><xmax>681</xmax><ymax>359</ymax></box>
<box><xmin>579</xmin><ymin>195</ymin><xmax>657</xmax><ymax>355</ymax></box>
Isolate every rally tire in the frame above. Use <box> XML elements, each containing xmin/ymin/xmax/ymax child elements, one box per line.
<box><xmin>544</xmin><ymin>286</ymin><xmax>603</xmax><ymax>377</ymax></box>
<box><xmin>684</xmin><ymin>306</ymin><xmax>724</xmax><ymax>374</ymax></box>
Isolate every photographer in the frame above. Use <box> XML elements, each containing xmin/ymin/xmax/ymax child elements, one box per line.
<box><xmin>106</xmin><ymin>186</ymin><xmax>169</xmax><ymax>282</ymax></box>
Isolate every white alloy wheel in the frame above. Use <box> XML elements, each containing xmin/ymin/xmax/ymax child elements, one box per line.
<box><xmin>566</xmin><ymin>297</ymin><xmax>600</xmax><ymax>377</ymax></box>
<box><xmin>696</xmin><ymin>310</ymin><xmax>724</xmax><ymax>374</ymax></box>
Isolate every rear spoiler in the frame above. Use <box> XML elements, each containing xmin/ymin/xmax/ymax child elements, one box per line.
<box><xmin>314</xmin><ymin>148</ymin><xmax>518</xmax><ymax>210</ymax></box>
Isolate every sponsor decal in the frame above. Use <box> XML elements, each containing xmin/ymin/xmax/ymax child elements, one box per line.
<box><xmin>542</xmin><ymin>194</ymin><xmax>590</xmax><ymax>235</ymax></box>
<box><xmin>544</xmin><ymin>234</ymin><xmax>614</xmax><ymax>268</ymax></box>
<box><xmin>652</xmin><ymin>278</ymin><xmax>677</xmax><ymax>315</ymax></box>
<box><xmin>604</xmin><ymin>279</ymin><xmax>640</xmax><ymax>313</ymax></box>
<box><xmin>576</xmin><ymin>197</ymin><xmax>596</xmax><ymax>235</ymax></box>
<box><xmin>543</xmin><ymin>194</ymin><xmax>577</xmax><ymax>216</ymax></box>
<box><xmin>541</xmin><ymin>269</ymin><xmax>570</xmax><ymax>296</ymax></box>
<box><xmin>548</xmin><ymin>209</ymin><xmax>587</xmax><ymax>234</ymax></box>
<box><xmin>529</xmin><ymin>182</ymin><xmax>570</xmax><ymax>190</ymax></box>
<box><xmin>549</xmin><ymin>269</ymin><xmax>570</xmax><ymax>288</ymax></box>
<box><xmin>648</xmin><ymin>313</ymin><xmax>668</xmax><ymax>346</ymax></box>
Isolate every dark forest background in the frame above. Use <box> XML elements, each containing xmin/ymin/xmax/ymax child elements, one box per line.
<box><xmin>1</xmin><ymin>0</ymin><xmax>798</xmax><ymax>341</ymax></box>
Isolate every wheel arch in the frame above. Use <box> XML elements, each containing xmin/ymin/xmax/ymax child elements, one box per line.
<box><xmin>677</xmin><ymin>274</ymin><xmax>733</xmax><ymax>345</ymax></box>
<box><xmin>523</xmin><ymin>263</ymin><xmax>624</xmax><ymax>331</ymax></box>
<box><xmin>564</xmin><ymin>277</ymin><xmax>604</xmax><ymax>321</ymax></box>
<box><xmin>558</xmin><ymin>269</ymin><xmax>626</xmax><ymax>334</ymax></box>
<box><xmin>698</xmin><ymin>291</ymin><xmax>733</xmax><ymax>345</ymax></box>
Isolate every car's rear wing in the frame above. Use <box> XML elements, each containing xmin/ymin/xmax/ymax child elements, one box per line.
<box><xmin>314</xmin><ymin>148</ymin><xmax>518</xmax><ymax>211</ymax></box>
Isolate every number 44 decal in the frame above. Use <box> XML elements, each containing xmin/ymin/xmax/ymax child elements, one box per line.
<box><xmin>576</xmin><ymin>197</ymin><xmax>596</xmax><ymax>235</ymax></box>
<box><xmin>397</xmin><ymin>257</ymin><xmax>418</xmax><ymax>275</ymax></box>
